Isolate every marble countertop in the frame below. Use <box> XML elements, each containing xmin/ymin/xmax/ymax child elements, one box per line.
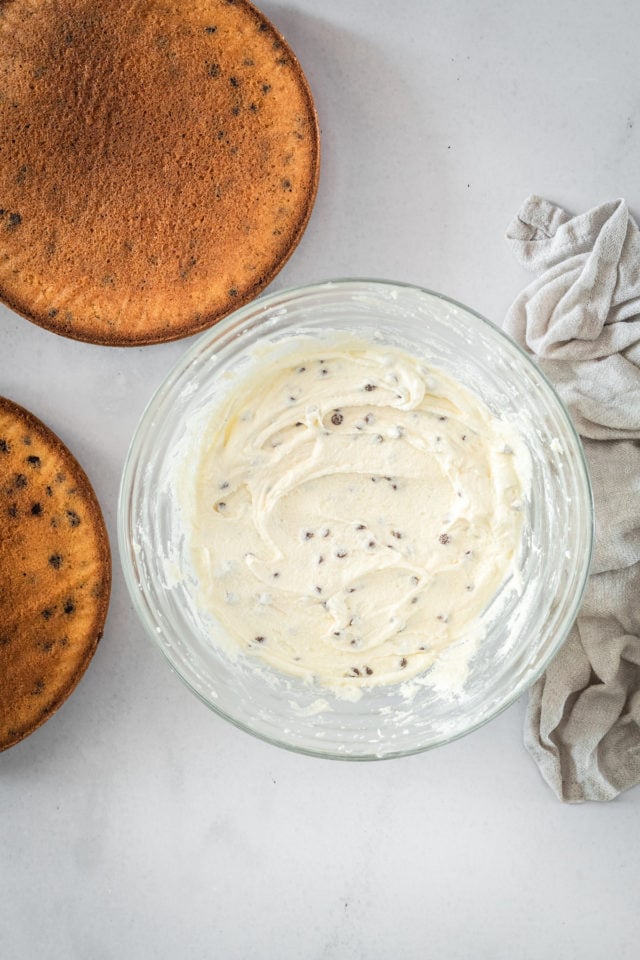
<box><xmin>2</xmin><ymin>1</ymin><xmax>639</xmax><ymax>957</ymax></box>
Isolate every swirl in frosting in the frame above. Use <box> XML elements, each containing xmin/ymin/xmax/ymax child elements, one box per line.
<box><xmin>185</xmin><ymin>337</ymin><xmax>528</xmax><ymax>690</ymax></box>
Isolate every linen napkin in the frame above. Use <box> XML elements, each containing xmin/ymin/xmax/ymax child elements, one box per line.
<box><xmin>504</xmin><ymin>195</ymin><xmax>640</xmax><ymax>802</ymax></box>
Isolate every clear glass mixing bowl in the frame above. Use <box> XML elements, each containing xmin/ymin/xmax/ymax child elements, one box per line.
<box><xmin>118</xmin><ymin>279</ymin><xmax>593</xmax><ymax>759</ymax></box>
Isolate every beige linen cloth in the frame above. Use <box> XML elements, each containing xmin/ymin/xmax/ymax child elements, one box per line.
<box><xmin>504</xmin><ymin>195</ymin><xmax>640</xmax><ymax>802</ymax></box>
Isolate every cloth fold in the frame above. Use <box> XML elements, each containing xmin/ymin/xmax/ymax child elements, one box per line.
<box><xmin>505</xmin><ymin>195</ymin><xmax>640</xmax><ymax>802</ymax></box>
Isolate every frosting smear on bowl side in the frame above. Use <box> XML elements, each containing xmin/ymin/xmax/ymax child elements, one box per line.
<box><xmin>183</xmin><ymin>337</ymin><xmax>529</xmax><ymax>691</ymax></box>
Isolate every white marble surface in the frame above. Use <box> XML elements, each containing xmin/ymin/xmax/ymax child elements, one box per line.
<box><xmin>2</xmin><ymin>1</ymin><xmax>639</xmax><ymax>957</ymax></box>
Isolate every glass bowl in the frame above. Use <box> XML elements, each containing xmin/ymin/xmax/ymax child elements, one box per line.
<box><xmin>118</xmin><ymin>279</ymin><xmax>593</xmax><ymax>759</ymax></box>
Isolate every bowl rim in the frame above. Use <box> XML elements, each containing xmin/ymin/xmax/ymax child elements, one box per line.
<box><xmin>117</xmin><ymin>277</ymin><xmax>595</xmax><ymax>760</ymax></box>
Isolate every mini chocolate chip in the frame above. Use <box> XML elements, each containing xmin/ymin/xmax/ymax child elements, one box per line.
<box><xmin>333</xmin><ymin>631</ymin><xmax>341</xmax><ymax>637</ymax></box>
<box><xmin>0</xmin><ymin>439</ymin><xmax>9</xmax><ymax>453</ymax></box>
<box><xmin>64</xmin><ymin>600</ymin><xmax>75</xmax><ymax>614</ymax></box>
<box><xmin>348</xmin><ymin>587</ymin><xmax>356</xmax><ymax>593</ymax></box>
<box><xmin>255</xmin><ymin>635</ymin><xmax>265</xmax><ymax>643</ymax></box>
<box><xmin>282</xmin><ymin>178</ymin><xmax>292</xmax><ymax>191</ymax></box>
<box><xmin>350</xmin><ymin>667</ymin><xmax>361</xmax><ymax>677</ymax></box>
<box><xmin>315</xmin><ymin>586</ymin><xmax>322</xmax><ymax>594</ymax></box>
<box><xmin>374</xmin><ymin>434</ymin><xmax>384</xmax><ymax>443</ymax></box>
<box><xmin>48</xmin><ymin>308</ymin><xmax>59</xmax><ymax>318</ymax></box>
<box><xmin>461</xmin><ymin>434</ymin><xmax>467</xmax><ymax>441</ymax></box>
<box><xmin>410</xmin><ymin>576</ymin><xmax>419</xmax><ymax>585</ymax></box>
<box><xmin>273</xmin><ymin>572</ymin><xmax>280</xmax><ymax>578</ymax></box>
<box><xmin>391</xmin><ymin>484</ymin><xmax>398</xmax><ymax>490</ymax></box>
<box><xmin>322</xmin><ymin>529</ymin><xmax>331</xmax><ymax>538</ymax></box>
<box><xmin>400</xmin><ymin>658</ymin><xmax>408</xmax><ymax>668</ymax></box>
<box><xmin>466</xmin><ymin>584</ymin><xmax>474</xmax><ymax>591</ymax></box>
<box><xmin>49</xmin><ymin>554</ymin><xmax>62</xmax><ymax>569</ymax></box>
<box><xmin>439</xmin><ymin>533</ymin><xmax>450</xmax><ymax>545</ymax></box>
<box><xmin>356</xmin><ymin>524</ymin><xmax>366</xmax><ymax>530</ymax></box>
<box><xmin>368</xmin><ymin>540</ymin><xmax>376</xmax><ymax>548</ymax></box>
<box><xmin>0</xmin><ymin>636</ymin><xmax>10</xmax><ymax>647</ymax></box>
<box><xmin>411</xmin><ymin>597</ymin><xmax>419</xmax><ymax>604</ymax></box>
<box><xmin>228</xmin><ymin>288</ymin><xmax>238</xmax><ymax>297</ymax></box>
<box><xmin>219</xmin><ymin>481</ymin><xmax>229</xmax><ymax>490</ymax></box>
<box><xmin>295</xmin><ymin>421</ymin><xmax>304</xmax><ymax>427</ymax></box>
<box><xmin>30</xmin><ymin>503</ymin><xmax>42</xmax><ymax>516</ymax></box>
<box><xmin>331</xmin><ymin>412</ymin><xmax>343</xmax><ymax>425</ymax></box>
<box><xmin>231</xmin><ymin>106</ymin><xmax>240</xmax><ymax>116</ymax></box>
<box><xmin>26</xmin><ymin>455</ymin><xmax>40</xmax><ymax>467</ymax></box>
<box><xmin>262</xmin><ymin>82</ymin><xmax>271</xmax><ymax>92</ymax></box>
<box><xmin>15</xmin><ymin>473</ymin><xmax>27</xmax><ymax>488</ymax></box>
<box><xmin>391</xmin><ymin>530</ymin><xmax>402</xmax><ymax>539</ymax></box>
<box><xmin>41</xmin><ymin>608</ymin><xmax>53</xmax><ymax>620</ymax></box>
<box><xmin>350</xmin><ymin>639</ymin><xmax>357</xmax><ymax>646</ymax></box>
<box><xmin>364</xmin><ymin>666</ymin><xmax>373</xmax><ymax>676</ymax></box>
<box><xmin>320</xmin><ymin>368</ymin><xmax>328</xmax><ymax>376</ymax></box>
<box><xmin>364</xmin><ymin>383</ymin><xmax>376</xmax><ymax>392</ymax></box>
<box><xmin>204</xmin><ymin>25</ymin><xmax>217</xmax><ymax>32</ymax></box>
<box><xmin>259</xmin><ymin>21</ymin><xmax>268</xmax><ymax>31</ymax></box>
<box><xmin>7</xmin><ymin>504</ymin><xmax>17</xmax><ymax>518</ymax></box>
<box><xmin>438</xmin><ymin>416</ymin><xmax>447</xmax><ymax>421</ymax></box>
<box><xmin>318</xmin><ymin>556</ymin><xmax>324</xmax><ymax>564</ymax></box>
<box><xmin>46</xmin><ymin>486</ymin><xmax>52</xmax><ymax>496</ymax></box>
<box><xmin>7</xmin><ymin>212</ymin><xmax>21</xmax><ymax>229</ymax></box>
<box><xmin>465</xmin><ymin>550</ymin><xmax>472</xmax><ymax>556</ymax></box>
<box><xmin>336</xmin><ymin>550</ymin><xmax>347</xmax><ymax>559</ymax></box>
<box><xmin>217</xmin><ymin>502</ymin><xmax>226</xmax><ymax>509</ymax></box>
<box><xmin>297</xmin><ymin>366</ymin><xmax>306</xmax><ymax>373</ymax></box>
<box><xmin>32</xmin><ymin>678</ymin><xmax>45</xmax><ymax>695</ymax></box>
<box><xmin>304</xmin><ymin>531</ymin><xmax>314</xmax><ymax>540</ymax></box>
<box><xmin>230</xmin><ymin>75</ymin><xmax>239</xmax><ymax>87</ymax></box>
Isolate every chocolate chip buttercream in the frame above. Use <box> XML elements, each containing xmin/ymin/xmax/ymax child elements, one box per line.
<box><xmin>182</xmin><ymin>337</ymin><xmax>529</xmax><ymax>691</ymax></box>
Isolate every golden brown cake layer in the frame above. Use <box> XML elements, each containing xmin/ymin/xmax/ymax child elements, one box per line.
<box><xmin>0</xmin><ymin>0</ymin><xmax>320</xmax><ymax>344</ymax></box>
<box><xmin>0</xmin><ymin>397</ymin><xmax>111</xmax><ymax>750</ymax></box>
